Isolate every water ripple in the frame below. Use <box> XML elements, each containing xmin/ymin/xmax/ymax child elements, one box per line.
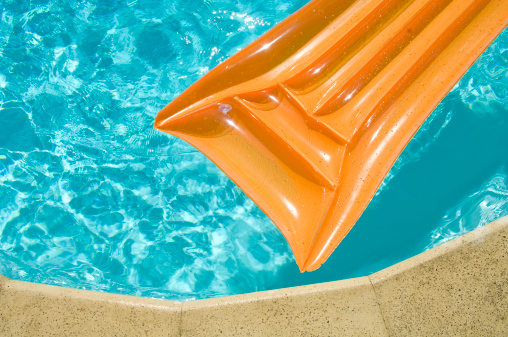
<box><xmin>426</xmin><ymin>171</ymin><xmax>508</xmax><ymax>249</ymax></box>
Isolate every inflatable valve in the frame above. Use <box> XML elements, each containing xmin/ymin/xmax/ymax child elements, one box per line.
<box><xmin>155</xmin><ymin>0</ymin><xmax>508</xmax><ymax>271</ymax></box>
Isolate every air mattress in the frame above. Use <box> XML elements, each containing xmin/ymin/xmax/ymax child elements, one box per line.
<box><xmin>155</xmin><ymin>0</ymin><xmax>508</xmax><ymax>271</ymax></box>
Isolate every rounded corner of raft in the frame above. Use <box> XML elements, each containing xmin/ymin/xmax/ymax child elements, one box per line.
<box><xmin>155</xmin><ymin>0</ymin><xmax>508</xmax><ymax>272</ymax></box>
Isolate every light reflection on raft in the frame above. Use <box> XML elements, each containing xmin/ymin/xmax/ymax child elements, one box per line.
<box><xmin>155</xmin><ymin>0</ymin><xmax>508</xmax><ymax>272</ymax></box>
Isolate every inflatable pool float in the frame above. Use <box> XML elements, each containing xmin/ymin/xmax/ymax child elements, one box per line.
<box><xmin>155</xmin><ymin>0</ymin><xmax>508</xmax><ymax>271</ymax></box>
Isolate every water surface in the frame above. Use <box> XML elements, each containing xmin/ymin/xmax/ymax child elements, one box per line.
<box><xmin>0</xmin><ymin>0</ymin><xmax>506</xmax><ymax>301</ymax></box>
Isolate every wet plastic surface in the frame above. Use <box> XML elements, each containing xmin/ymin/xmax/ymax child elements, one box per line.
<box><xmin>155</xmin><ymin>0</ymin><xmax>508</xmax><ymax>271</ymax></box>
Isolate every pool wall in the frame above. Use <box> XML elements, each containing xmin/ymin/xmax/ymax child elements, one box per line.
<box><xmin>1</xmin><ymin>215</ymin><xmax>507</xmax><ymax>336</ymax></box>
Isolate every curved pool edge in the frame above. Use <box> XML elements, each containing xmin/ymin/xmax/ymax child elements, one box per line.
<box><xmin>1</xmin><ymin>215</ymin><xmax>507</xmax><ymax>336</ymax></box>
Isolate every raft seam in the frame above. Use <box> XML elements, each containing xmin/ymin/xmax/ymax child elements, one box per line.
<box><xmin>234</xmin><ymin>96</ymin><xmax>336</xmax><ymax>189</ymax></box>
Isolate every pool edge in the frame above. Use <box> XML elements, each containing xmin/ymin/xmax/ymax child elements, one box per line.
<box><xmin>1</xmin><ymin>215</ymin><xmax>507</xmax><ymax>336</ymax></box>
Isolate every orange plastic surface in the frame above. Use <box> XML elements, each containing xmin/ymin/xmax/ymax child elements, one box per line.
<box><xmin>155</xmin><ymin>0</ymin><xmax>508</xmax><ymax>271</ymax></box>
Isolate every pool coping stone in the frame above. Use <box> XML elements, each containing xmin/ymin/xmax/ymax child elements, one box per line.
<box><xmin>1</xmin><ymin>215</ymin><xmax>507</xmax><ymax>336</ymax></box>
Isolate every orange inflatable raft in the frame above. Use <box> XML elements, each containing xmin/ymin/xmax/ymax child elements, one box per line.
<box><xmin>155</xmin><ymin>0</ymin><xmax>508</xmax><ymax>271</ymax></box>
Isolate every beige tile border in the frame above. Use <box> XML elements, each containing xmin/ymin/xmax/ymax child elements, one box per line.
<box><xmin>370</xmin><ymin>215</ymin><xmax>508</xmax><ymax>336</ymax></box>
<box><xmin>0</xmin><ymin>275</ymin><xmax>182</xmax><ymax>336</ymax></box>
<box><xmin>1</xmin><ymin>215</ymin><xmax>507</xmax><ymax>336</ymax></box>
<box><xmin>180</xmin><ymin>276</ymin><xmax>388</xmax><ymax>337</ymax></box>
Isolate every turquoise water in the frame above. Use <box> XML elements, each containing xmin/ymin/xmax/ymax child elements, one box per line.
<box><xmin>0</xmin><ymin>0</ymin><xmax>506</xmax><ymax>302</ymax></box>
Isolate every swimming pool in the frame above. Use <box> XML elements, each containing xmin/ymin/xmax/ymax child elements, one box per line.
<box><xmin>0</xmin><ymin>0</ymin><xmax>506</xmax><ymax>302</ymax></box>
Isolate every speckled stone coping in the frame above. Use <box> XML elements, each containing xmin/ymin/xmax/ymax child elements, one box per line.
<box><xmin>1</xmin><ymin>215</ymin><xmax>507</xmax><ymax>336</ymax></box>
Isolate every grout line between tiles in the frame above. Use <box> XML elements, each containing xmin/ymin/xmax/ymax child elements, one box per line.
<box><xmin>368</xmin><ymin>275</ymin><xmax>391</xmax><ymax>337</ymax></box>
<box><xmin>178</xmin><ymin>302</ymin><xmax>183</xmax><ymax>337</ymax></box>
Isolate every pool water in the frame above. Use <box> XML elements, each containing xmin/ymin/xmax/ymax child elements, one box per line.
<box><xmin>0</xmin><ymin>0</ymin><xmax>506</xmax><ymax>302</ymax></box>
